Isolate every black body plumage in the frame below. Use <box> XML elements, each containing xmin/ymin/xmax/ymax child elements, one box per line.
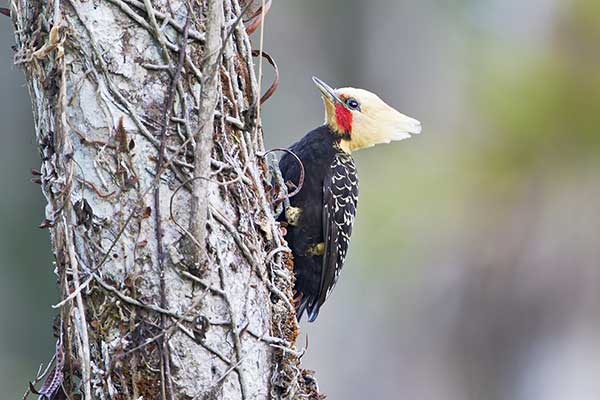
<box><xmin>279</xmin><ymin>125</ymin><xmax>358</xmax><ymax>322</ymax></box>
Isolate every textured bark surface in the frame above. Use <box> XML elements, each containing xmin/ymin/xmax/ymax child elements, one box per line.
<box><xmin>11</xmin><ymin>0</ymin><xmax>319</xmax><ymax>398</ymax></box>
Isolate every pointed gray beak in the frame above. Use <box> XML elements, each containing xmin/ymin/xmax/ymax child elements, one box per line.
<box><xmin>312</xmin><ymin>76</ymin><xmax>342</xmax><ymax>104</ymax></box>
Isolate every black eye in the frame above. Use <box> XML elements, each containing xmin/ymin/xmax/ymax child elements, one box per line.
<box><xmin>345</xmin><ymin>98</ymin><xmax>360</xmax><ymax>110</ymax></box>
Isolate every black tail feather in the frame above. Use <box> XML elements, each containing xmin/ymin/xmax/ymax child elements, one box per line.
<box><xmin>295</xmin><ymin>295</ymin><xmax>320</xmax><ymax>322</ymax></box>
<box><xmin>296</xmin><ymin>297</ymin><xmax>309</xmax><ymax>321</ymax></box>
<box><xmin>307</xmin><ymin>302</ymin><xmax>320</xmax><ymax>322</ymax></box>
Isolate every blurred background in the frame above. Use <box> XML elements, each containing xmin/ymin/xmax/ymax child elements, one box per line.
<box><xmin>2</xmin><ymin>0</ymin><xmax>600</xmax><ymax>398</ymax></box>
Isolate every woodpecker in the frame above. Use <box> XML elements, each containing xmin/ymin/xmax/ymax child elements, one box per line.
<box><xmin>279</xmin><ymin>77</ymin><xmax>422</xmax><ymax>322</ymax></box>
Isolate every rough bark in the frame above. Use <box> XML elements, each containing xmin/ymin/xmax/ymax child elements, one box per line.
<box><xmin>11</xmin><ymin>0</ymin><xmax>319</xmax><ymax>398</ymax></box>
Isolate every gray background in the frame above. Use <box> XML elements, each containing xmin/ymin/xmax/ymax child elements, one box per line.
<box><xmin>3</xmin><ymin>0</ymin><xmax>600</xmax><ymax>398</ymax></box>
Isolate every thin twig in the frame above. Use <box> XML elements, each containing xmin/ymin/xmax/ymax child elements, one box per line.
<box><xmin>92</xmin><ymin>273</ymin><xmax>195</xmax><ymax>322</ymax></box>
<box><xmin>51</xmin><ymin>275</ymin><xmax>93</xmax><ymax>308</ymax></box>
<box><xmin>150</xmin><ymin>13</ymin><xmax>190</xmax><ymax>400</ymax></box>
<box><xmin>103</xmin><ymin>0</ymin><xmax>204</xmax><ymax>85</ymax></box>
<box><xmin>120</xmin><ymin>0</ymin><xmax>205</xmax><ymax>41</ymax></box>
<box><xmin>265</xmin><ymin>245</ymin><xmax>291</xmax><ymax>266</ymax></box>
<box><xmin>108</xmin><ymin>284</ymin><xmax>212</xmax><ymax>371</ymax></box>
<box><xmin>258</xmin><ymin>147</ymin><xmax>305</xmax><ymax>204</ymax></box>
<box><xmin>168</xmin><ymin>172</ymin><xmax>246</xmax><ymax>247</ymax></box>
<box><xmin>179</xmin><ymin>270</ymin><xmax>226</xmax><ymax>296</ymax></box>
<box><xmin>217</xmin><ymin>262</ymin><xmax>249</xmax><ymax>399</ymax></box>
<box><xmin>64</xmin><ymin>218</ymin><xmax>92</xmax><ymax>400</ymax></box>
<box><xmin>210</xmin><ymin>205</ymin><xmax>294</xmax><ymax>311</ymax></box>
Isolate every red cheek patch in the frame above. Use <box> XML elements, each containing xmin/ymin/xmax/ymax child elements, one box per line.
<box><xmin>335</xmin><ymin>103</ymin><xmax>353</xmax><ymax>133</ymax></box>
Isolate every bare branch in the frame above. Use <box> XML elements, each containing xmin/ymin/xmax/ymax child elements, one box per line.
<box><xmin>189</xmin><ymin>0</ymin><xmax>224</xmax><ymax>269</ymax></box>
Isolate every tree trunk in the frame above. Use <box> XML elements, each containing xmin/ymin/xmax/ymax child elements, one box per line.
<box><xmin>11</xmin><ymin>0</ymin><xmax>319</xmax><ymax>398</ymax></box>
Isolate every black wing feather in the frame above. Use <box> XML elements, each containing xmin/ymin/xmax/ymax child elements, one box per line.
<box><xmin>307</xmin><ymin>152</ymin><xmax>358</xmax><ymax>321</ymax></box>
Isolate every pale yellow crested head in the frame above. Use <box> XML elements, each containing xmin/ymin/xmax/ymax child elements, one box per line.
<box><xmin>313</xmin><ymin>77</ymin><xmax>422</xmax><ymax>153</ymax></box>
